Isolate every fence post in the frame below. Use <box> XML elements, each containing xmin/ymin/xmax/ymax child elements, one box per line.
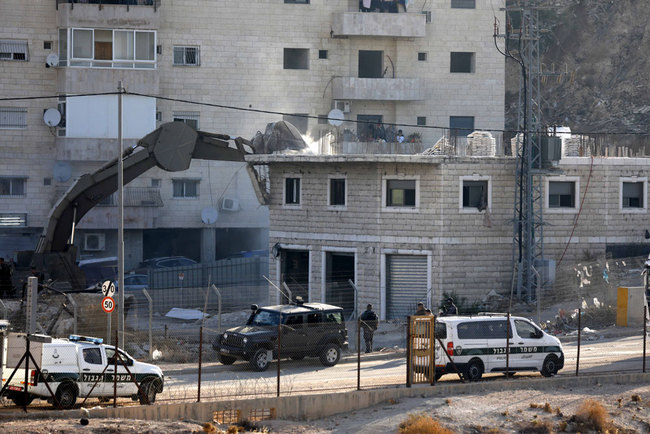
<box><xmin>406</xmin><ymin>316</ymin><xmax>412</xmax><ymax>387</ymax></box>
<box><xmin>506</xmin><ymin>311</ymin><xmax>511</xmax><ymax>378</ymax></box>
<box><xmin>576</xmin><ymin>308</ymin><xmax>581</xmax><ymax>376</ymax></box>
<box><xmin>430</xmin><ymin>316</ymin><xmax>435</xmax><ymax>386</ymax></box>
<box><xmin>277</xmin><ymin>321</ymin><xmax>281</xmax><ymax>397</ymax></box>
<box><xmin>357</xmin><ymin>317</ymin><xmax>361</xmax><ymax>391</ymax></box>
<box><xmin>142</xmin><ymin>289</ymin><xmax>153</xmax><ymax>360</ymax></box>
<box><xmin>113</xmin><ymin>330</ymin><xmax>118</xmax><ymax>408</ymax></box>
<box><xmin>197</xmin><ymin>326</ymin><xmax>203</xmax><ymax>403</ymax></box>
<box><xmin>23</xmin><ymin>334</ymin><xmax>30</xmax><ymax>412</ymax></box>
<box><xmin>0</xmin><ymin>298</ymin><xmax>7</xmax><ymax>320</ymax></box>
<box><xmin>643</xmin><ymin>303</ymin><xmax>648</xmax><ymax>374</ymax></box>
<box><xmin>211</xmin><ymin>285</ymin><xmax>222</xmax><ymax>334</ymax></box>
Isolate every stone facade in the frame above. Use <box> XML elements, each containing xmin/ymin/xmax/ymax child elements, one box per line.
<box><xmin>0</xmin><ymin>0</ymin><xmax>504</xmax><ymax>269</ymax></box>
<box><xmin>247</xmin><ymin>153</ymin><xmax>650</xmax><ymax>319</ymax></box>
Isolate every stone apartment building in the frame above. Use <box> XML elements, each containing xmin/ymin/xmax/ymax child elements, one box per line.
<box><xmin>0</xmin><ymin>0</ymin><xmax>504</xmax><ymax>270</ymax></box>
<box><xmin>247</xmin><ymin>149</ymin><xmax>650</xmax><ymax>320</ymax></box>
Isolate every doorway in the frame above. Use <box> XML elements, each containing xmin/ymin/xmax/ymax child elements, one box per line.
<box><xmin>281</xmin><ymin>250</ymin><xmax>309</xmax><ymax>304</ymax></box>
<box><xmin>325</xmin><ymin>252</ymin><xmax>355</xmax><ymax>317</ymax></box>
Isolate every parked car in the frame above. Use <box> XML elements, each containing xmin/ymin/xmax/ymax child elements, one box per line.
<box><xmin>213</xmin><ymin>299</ymin><xmax>348</xmax><ymax>371</ymax></box>
<box><xmin>414</xmin><ymin>313</ymin><xmax>564</xmax><ymax>381</ymax></box>
<box><xmin>134</xmin><ymin>256</ymin><xmax>198</xmax><ymax>272</ymax></box>
<box><xmin>78</xmin><ymin>256</ymin><xmax>117</xmax><ymax>289</ymax></box>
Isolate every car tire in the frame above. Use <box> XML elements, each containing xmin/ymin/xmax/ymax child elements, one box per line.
<box><xmin>55</xmin><ymin>382</ymin><xmax>77</xmax><ymax>410</ymax></box>
<box><xmin>541</xmin><ymin>355</ymin><xmax>559</xmax><ymax>377</ymax></box>
<box><xmin>250</xmin><ymin>348</ymin><xmax>271</xmax><ymax>371</ymax></box>
<box><xmin>219</xmin><ymin>354</ymin><xmax>237</xmax><ymax>365</ymax></box>
<box><xmin>139</xmin><ymin>378</ymin><xmax>161</xmax><ymax>405</ymax></box>
<box><xmin>11</xmin><ymin>393</ymin><xmax>34</xmax><ymax>407</ymax></box>
<box><xmin>319</xmin><ymin>343</ymin><xmax>341</xmax><ymax>367</ymax></box>
<box><xmin>465</xmin><ymin>359</ymin><xmax>484</xmax><ymax>382</ymax></box>
<box><xmin>434</xmin><ymin>372</ymin><xmax>443</xmax><ymax>381</ymax></box>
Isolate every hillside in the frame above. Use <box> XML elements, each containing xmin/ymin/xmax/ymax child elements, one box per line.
<box><xmin>505</xmin><ymin>0</ymin><xmax>650</xmax><ymax>141</ymax></box>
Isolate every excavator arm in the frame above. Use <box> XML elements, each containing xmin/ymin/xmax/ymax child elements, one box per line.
<box><xmin>32</xmin><ymin>120</ymin><xmax>303</xmax><ymax>290</ymax></box>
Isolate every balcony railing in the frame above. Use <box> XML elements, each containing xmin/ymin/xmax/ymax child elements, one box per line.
<box><xmin>57</xmin><ymin>0</ymin><xmax>158</xmax><ymax>8</ymax></box>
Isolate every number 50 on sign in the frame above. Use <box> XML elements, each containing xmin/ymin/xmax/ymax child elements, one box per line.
<box><xmin>102</xmin><ymin>296</ymin><xmax>115</xmax><ymax>313</ymax></box>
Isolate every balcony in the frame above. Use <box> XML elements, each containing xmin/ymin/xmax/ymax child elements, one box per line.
<box><xmin>57</xmin><ymin>0</ymin><xmax>160</xmax><ymax>30</ymax></box>
<box><xmin>57</xmin><ymin>67</ymin><xmax>159</xmax><ymax>95</ymax></box>
<box><xmin>332</xmin><ymin>77</ymin><xmax>427</xmax><ymax>101</ymax></box>
<box><xmin>332</xmin><ymin>12</ymin><xmax>426</xmax><ymax>38</ymax></box>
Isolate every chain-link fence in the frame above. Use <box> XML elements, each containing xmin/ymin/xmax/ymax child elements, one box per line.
<box><xmin>0</xmin><ymin>255</ymin><xmax>648</xmax><ymax>411</ymax></box>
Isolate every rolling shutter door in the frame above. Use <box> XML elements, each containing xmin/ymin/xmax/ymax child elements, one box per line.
<box><xmin>386</xmin><ymin>254</ymin><xmax>428</xmax><ymax>320</ymax></box>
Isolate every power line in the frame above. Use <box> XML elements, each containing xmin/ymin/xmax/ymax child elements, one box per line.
<box><xmin>1</xmin><ymin>91</ymin><xmax>649</xmax><ymax>137</ymax></box>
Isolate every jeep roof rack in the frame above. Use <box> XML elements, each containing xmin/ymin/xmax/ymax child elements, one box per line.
<box><xmin>475</xmin><ymin>312</ymin><xmax>508</xmax><ymax>317</ymax></box>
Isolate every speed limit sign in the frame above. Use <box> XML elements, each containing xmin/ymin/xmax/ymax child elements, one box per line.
<box><xmin>102</xmin><ymin>296</ymin><xmax>115</xmax><ymax>313</ymax></box>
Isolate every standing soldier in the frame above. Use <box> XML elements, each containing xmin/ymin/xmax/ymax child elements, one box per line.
<box><xmin>360</xmin><ymin>304</ymin><xmax>379</xmax><ymax>353</ymax></box>
<box><xmin>0</xmin><ymin>257</ymin><xmax>13</xmax><ymax>299</ymax></box>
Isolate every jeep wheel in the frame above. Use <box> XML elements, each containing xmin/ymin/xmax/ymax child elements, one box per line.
<box><xmin>11</xmin><ymin>393</ymin><xmax>34</xmax><ymax>407</ymax></box>
<box><xmin>465</xmin><ymin>359</ymin><xmax>483</xmax><ymax>382</ymax></box>
<box><xmin>319</xmin><ymin>343</ymin><xmax>341</xmax><ymax>367</ymax></box>
<box><xmin>55</xmin><ymin>383</ymin><xmax>77</xmax><ymax>409</ymax></box>
<box><xmin>541</xmin><ymin>355</ymin><xmax>559</xmax><ymax>377</ymax></box>
<box><xmin>250</xmin><ymin>348</ymin><xmax>271</xmax><ymax>371</ymax></box>
<box><xmin>219</xmin><ymin>354</ymin><xmax>237</xmax><ymax>365</ymax></box>
<box><xmin>139</xmin><ymin>378</ymin><xmax>162</xmax><ymax>405</ymax></box>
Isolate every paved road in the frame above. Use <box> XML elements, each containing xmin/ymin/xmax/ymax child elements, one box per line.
<box><xmin>159</xmin><ymin>334</ymin><xmax>648</xmax><ymax>401</ymax></box>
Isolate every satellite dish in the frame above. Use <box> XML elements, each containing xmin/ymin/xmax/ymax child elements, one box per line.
<box><xmin>52</xmin><ymin>161</ymin><xmax>72</xmax><ymax>182</ymax></box>
<box><xmin>46</xmin><ymin>53</ymin><xmax>59</xmax><ymax>67</ymax></box>
<box><xmin>201</xmin><ymin>206</ymin><xmax>219</xmax><ymax>224</ymax></box>
<box><xmin>327</xmin><ymin>109</ymin><xmax>345</xmax><ymax>127</ymax></box>
<box><xmin>43</xmin><ymin>108</ymin><xmax>61</xmax><ymax>127</ymax></box>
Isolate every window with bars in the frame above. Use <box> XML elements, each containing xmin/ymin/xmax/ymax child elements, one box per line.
<box><xmin>0</xmin><ymin>108</ymin><xmax>27</xmax><ymax>129</ymax></box>
<box><xmin>173</xmin><ymin>111</ymin><xmax>200</xmax><ymax>130</ymax></box>
<box><xmin>0</xmin><ymin>178</ymin><xmax>26</xmax><ymax>196</ymax></box>
<box><xmin>172</xmin><ymin>179</ymin><xmax>199</xmax><ymax>198</ymax></box>
<box><xmin>173</xmin><ymin>46</ymin><xmax>200</xmax><ymax>66</ymax></box>
<box><xmin>285</xmin><ymin>178</ymin><xmax>301</xmax><ymax>205</ymax></box>
<box><xmin>0</xmin><ymin>39</ymin><xmax>29</xmax><ymax>61</ymax></box>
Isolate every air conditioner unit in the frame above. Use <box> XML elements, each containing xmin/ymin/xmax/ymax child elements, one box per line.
<box><xmin>334</xmin><ymin>100</ymin><xmax>351</xmax><ymax>113</ymax></box>
<box><xmin>221</xmin><ymin>197</ymin><xmax>240</xmax><ymax>212</ymax></box>
<box><xmin>84</xmin><ymin>233</ymin><xmax>106</xmax><ymax>251</ymax></box>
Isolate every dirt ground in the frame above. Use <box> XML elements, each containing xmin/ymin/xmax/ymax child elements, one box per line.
<box><xmin>0</xmin><ymin>382</ymin><xmax>648</xmax><ymax>433</ymax></box>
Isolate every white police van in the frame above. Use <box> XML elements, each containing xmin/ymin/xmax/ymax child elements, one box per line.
<box><xmin>2</xmin><ymin>334</ymin><xmax>163</xmax><ymax>409</ymax></box>
<box><xmin>418</xmin><ymin>314</ymin><xmax>564</xmax><ymax>381</ymax></box>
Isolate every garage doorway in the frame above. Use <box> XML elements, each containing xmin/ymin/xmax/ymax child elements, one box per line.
<box><xmin>325</xmin><ymin>252</ymin><xmax>355</xmax><ymax>317</ymax></box>
<box><xmin>386</xmin><ymin>254</ymin><xmax>428</xmax><ymax>320</ymax></box>
<box><xmin>281</xmin><ymin>250</ymin><xmax>309</xmax><ymax>304</ymax></box>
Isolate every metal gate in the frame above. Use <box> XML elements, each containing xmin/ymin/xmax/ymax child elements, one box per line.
<box><xmin>386</xmin><ymin>255</ymin><xmax>427</xmax><ymax>319</ymax></box>
<box><xmin>407</xmin><ymin>315</ymin><xmax>436</xmax><ymax>386</ymax></box>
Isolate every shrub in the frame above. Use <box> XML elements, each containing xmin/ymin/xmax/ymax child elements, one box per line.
<box><xmin>398</xmin><ymin>414</ymin><xmax>453</xmax><ymax>434</ymax></box>
<box><xmin>574</xmin><ymin>399</ymin><xmax>611</xmax><ymax>432</ymax></box>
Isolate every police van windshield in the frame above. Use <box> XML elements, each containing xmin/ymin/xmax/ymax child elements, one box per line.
<box><xmin>250</xmin><ymin>310</ymin><xmax>280</xmax><ymax>326</ymax></box>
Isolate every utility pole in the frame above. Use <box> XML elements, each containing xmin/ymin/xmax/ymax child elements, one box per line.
<box><xmin>117</xmin><ymin>81</ymin><xmax>125</xmax><ymax>346</ymax></box>
<box><xmin>495</xmin><ymin>1</ymin><xmax>554</xmax><ymax>305</ymax></box>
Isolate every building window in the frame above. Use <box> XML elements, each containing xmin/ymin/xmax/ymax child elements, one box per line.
<box><xmin>44</xmin><ymin>41</ymin><xmax>52</xmax><ymax>50</ymax></box>
<box><xmin>417</xmin><ymin>116</ymin><xmax>427</xmax><ymax>126</ymax></box>
<box><xmin>0</xmin><ymin>39</ymin><xmax>29</xmax><ymax>61</ymax></box>
<box><xmin>620</xmin><ymin>178</ymin><xmax>647</xmax><ymax>210</ymax></box>
<box><xmin>450</xmin><ymin>116</ymin><xmax>474</xmax><ymax>137</ymax></box>
<box><xmin>450</xmin><ymin>52</ymin><xmax>475</xmax><ymax>73</ymax></box>
<box><xmin>173</xmin><ymin>111</ymin><xmax>200</xmax><ymax>130</ymax></box>
<box><xmin>173</xmin><ymin>179</ymin><xmax>199</xmax><ymax>198</ymax></box>
<box><xmin>285</xmin><ymin>177</ymin><xmax>301</xmax><ymax>205</ymax></box>
<box><xmin>386</xmin><ymin>179</ymin><xmax>416</xmax><ymax>207</ymax></box>
<box><xmin>284</xmin><ymin>48</ymin><xmax>309</xmax><ymax>70</ymax></box>
<box><xmin>358</xmin><ymin>50</ymin><xmax>383</xmax><ymax>78</ymax></box>
<box><xmin>0</xmin><ymin>107</ymin><xmax>27</xmax><ymax>129</ymax></box>
<box><xmin>329</xmin><ymin>178</ymin><xmax>346</xmax><ymax>206</ymax></box>
<box><xmin>418</xmin><ymin>52</ymin><xmax>427</xmax><ymax>61</ymax></box>
<box><xmin>548</xmin><ymin>181</ymin><xmax>575</xmax><ymax>208</ymax></box>
<box><xmin>0</xmin><ymin>213</ymin><xmax>26</xmax><ymax>227</ymax></box>
<box><xmin>173</xmin><ymin>46</ymin><xmax>200</xmax><ymax>66</ymax></box>
<box><xmin>461</xmin><ymin>178</ymin><xmax>490</xmax><ymax>211</ymax></box>
<box><xmin>0</xmin><ymin>177</ymin><xmax>26</xmax><ymax>196</ymax></box>
<box><xmin>62</xmin><ymin>28</ymin><xmax>155</xmax><ymax>68</ymax></box>
<box><xmin>318</xmin><ymin>50</ymin><xmax>328</xmax><ymax>59</ymax></box>
<box><xmin>283</xmin><ymin>114</ymin><xmax>308</xmax><ymax>134</ymax></box>
<box><xmin>151</xmin><ymin>179</ymin><xmax>161</xmax><ymax>188</ymax></box>
<box><xmin>451</xmin><ymin>0</ymin><xmax>476</xmax><ymax>8</ymax></box>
